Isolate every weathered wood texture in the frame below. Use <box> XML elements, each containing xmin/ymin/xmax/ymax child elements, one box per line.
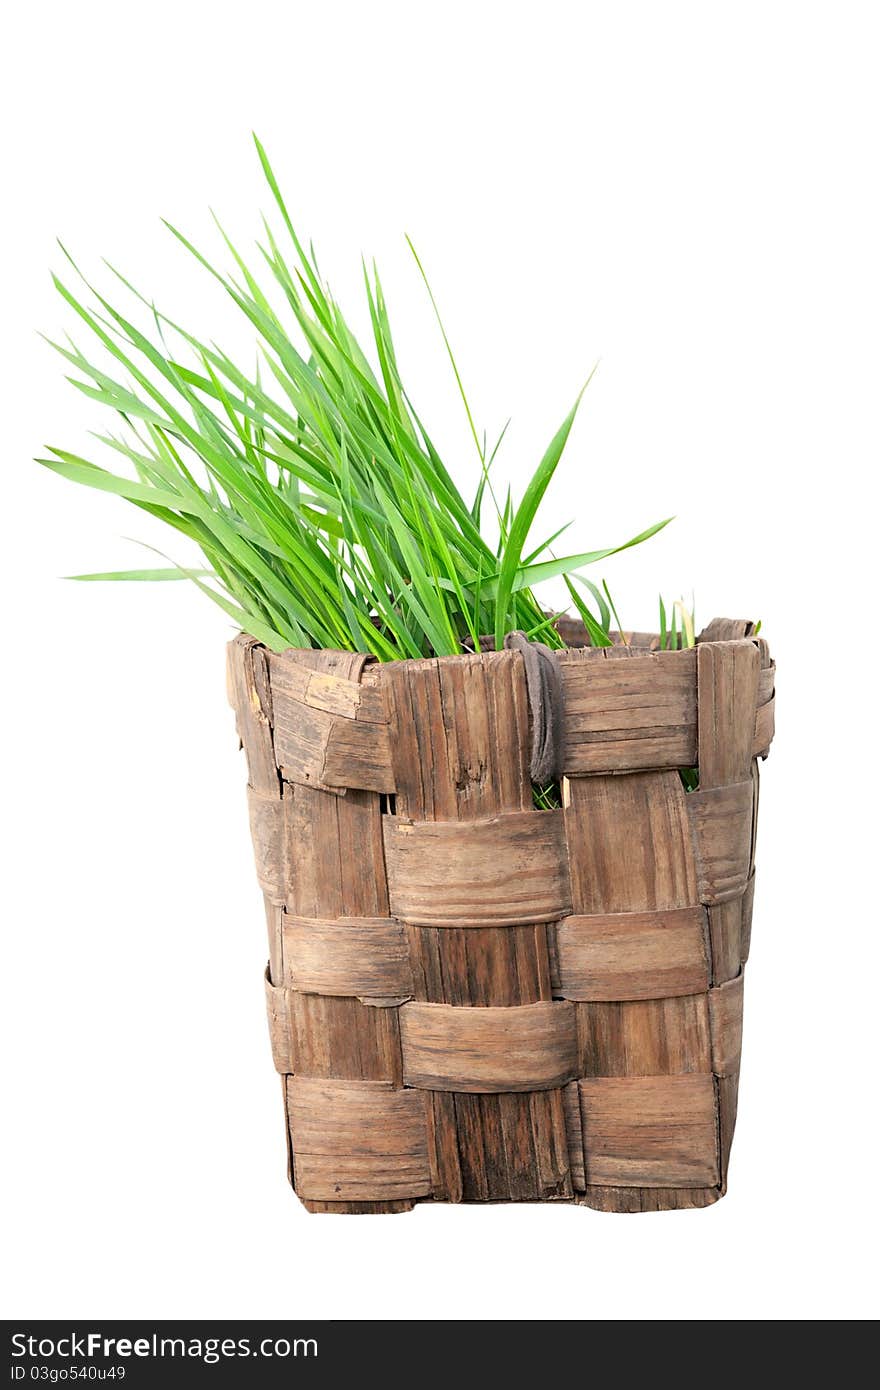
<box><xmin>228</xmin><ymin>620</ymin><xmax>774</xmax><ymax>1213</ymax></box>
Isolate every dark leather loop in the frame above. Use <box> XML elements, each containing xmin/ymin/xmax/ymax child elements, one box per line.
<box><xmin>503</xmin><ymin>631</ymin><xmax>563</xmax><ymax>784</ymax></box>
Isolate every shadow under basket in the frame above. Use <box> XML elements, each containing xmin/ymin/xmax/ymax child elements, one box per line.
<box><xmin>227</xmin><ymin>617</ymin><xmax>775</xmax><ymax>1213</ymax></box>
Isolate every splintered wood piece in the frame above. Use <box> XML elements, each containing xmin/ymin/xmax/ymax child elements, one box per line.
<box><xmin>321</xmin><ymin>720</ymin><xmax>395</xmax><ymax>792</ymax></box>
<box><xmin>270</xmin><ymin>689</ymin><xmax>395</xmax><ymax>795</ymax></box>
<box><xmin>379</xmin><ymin>650</ymin><xmax>532</xmax><ymax>820</ymax></box>
<box><xmin>227</xmin><ymin>635</ymin><xmax>279</xmax><ymax>796</ymax></box>
<box><xmin>383</xmin><ymin>810</ymin><xmax>571</xmax><ymax>927</ymax></box>
<box><xmin>558</xmin><ymin>646</ymin><xmax>697</xmax><ymax>773</ymax></box>
<box><xmin>555</xmin><ymin>907</ymin><xmax>710</xmax><ymax>1001</ymax></box>
<box><xmin>399</xmin><ymin>1000</ymin><xmax>578</xmax><ymax>1092</ymax></box>
<box><xmin>379</xmin><ymin>651</ymin><xmax>571</xmax><ymax>1201</ymax></box>
<box><xmin>264</xmin><ymin>647</ymin><xmax>394</xmax><ymax>794</ymax></box>
<box><xmin>266</xmin><ymin>649</ymin><xmax>383</xmax><ymax>715</ymax></box>
<box><xmin>288</xmin><ymin>1078</ymin><xmax>432</xmax><ymax>1202</ymax></box>
<box><xmin>579</xmin><ymin>1074</ymin><xmax>720</xmax><ymax>1188</ymax></box>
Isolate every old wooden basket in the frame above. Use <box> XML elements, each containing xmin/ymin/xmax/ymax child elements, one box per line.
<box><xmin>227</xmin><ymin>616</ymin><xmax>775</xmax><ymax>1213</ymax></box>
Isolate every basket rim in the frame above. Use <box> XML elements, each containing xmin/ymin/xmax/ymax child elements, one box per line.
<box><xmin>237</xmin><ymin>616</ymin><xmax>771</xmax><ymax>672</ymax></box>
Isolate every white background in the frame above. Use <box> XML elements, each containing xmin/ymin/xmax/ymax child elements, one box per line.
<box><xmin>3</xmin><ymin>0</ymin><xmax>878</xmax><ymax>1322</ymax></box>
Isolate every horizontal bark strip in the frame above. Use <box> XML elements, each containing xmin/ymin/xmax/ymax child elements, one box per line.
<box><xmin>282</xmin><ymin>914</ymin><xmax>413</xmax><ymax>998</ymax></box>
<box><xmin>554</xmin><ymin>642</ymin><xmax>773</xmax><ymax>775</ymax></box>
<box><xmin>579</xmin><ymin>1074</ymin><xmax>720</xmax><ymax>1188</ymax></box>
<box><xmin>287</xmin><ymin>1077</ymin><xmax>432</xmax><ymax>1202</ymax></box>
<box><xmin>554</xmin><ymin>907</ymin><xmax>710</xmax><ymax>1001</ymax></box>
<box><xmin>579</xmin><ymin>1184</ymin><xmax>721</xmax><ymax>1212</ymax></box>
<box><xmin>384</xmin><ymin>810</ymin><xmax>571</xmax><ymax>927</ymax></box>
<box><xmin>399</xmin><ymin>1000</ymin><xmax>578</xmax><ymax>1092</ymax></box>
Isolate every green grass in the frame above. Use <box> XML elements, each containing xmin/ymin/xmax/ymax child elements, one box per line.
<box><xmin>39</xmin><ymin>135</ymin><xmax>674</xmax><ymax>662</ymax></box>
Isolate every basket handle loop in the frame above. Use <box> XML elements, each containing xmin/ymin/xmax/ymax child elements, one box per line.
<box><xmin>503</xmin><ymin>631</ymin><xmax>563</xmax><ymax>785</ymax></box>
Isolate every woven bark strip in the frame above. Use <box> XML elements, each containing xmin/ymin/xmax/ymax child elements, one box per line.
<box><xmin>579</xmin><ymin>1075</ymin><xmax>720</xmax><ymax>1187</ymax></box>
<box><xmin>561</xmin><ymin>764</ymin><xmax>718</xmax><ymax>1211</ymax></box>
<box><xmin>399</xmin><ymin>1000</ymin><xmax>578</xmax><ymax>1092</ymax></box>
<box><xmin>228</xmin><ymin>618</ymin><xmax>774</xmax><ymax>1214</ymax></box>
<box><xmin>287</xmin><ymin>1078</ymin><xmax>432</xmax><ymax>1202</ymax></box>
<box><xmin>557</xmin><ymin>642</ymin><xmax>774</xmax><ymax>775</ymax></box>
<box><xmin>695</xmin><ymin>636</ymin><xmax>762</xmax><ymax>1190</ymax></box>
<box><xmin>688</xmin><ymin>781</ymin><xmax>755</xmax><ymax>903</ymax></box>
<box><xmin>267</xmin><ymin>649</ymin><xmax>395</xmax><ymax>794</ymax></box>
<box><xmin>232</xmin><ymin>643</ymin><xmax>411</xmax><ymax>1214</ymax></box>
<box><xmin>246</xmin><ymin>787</ymin><xmax>286</xmax><ymax>903</ymax></box>
<box><xmin>558</xmin><ymin>646</ymin><xmax>698</xmax><ymax>774</ymax></box>
<box><xmin>265</xmin><ymin>971</ymin><xmax>295</xmax><ymax>1075</ymax></box>
<box><xmin>383</xmin><ymin>810</ymin><xmax>571</xmax><ymax>927</ymax></box>
<box><xmin>227</xmin><ymin>635</ymin><xmax>279</xmax><ymax>797</ymax></box>
<box><xmin>282</xmin><ymin>915</ymin><xmax>412</xmax><ymax>999</ymax></box>
<box><xmin>709</xmin><ymin>975</ymin><xmax>744</xmax><ymax>1077</ymax></box>
<box><xmin>554</xmin><ymin>908</ymin><xmax>710</xmax><ymax>1001</ymax></box>
<box><xmin>740</xmin><ymin>871</ymin><xmax>756</xmax><ymax>965</ymax></box>
<box><xmin>381</xmin><ymin>651</ymin><xmax>571</xmax><ymax>1202</ymax></box>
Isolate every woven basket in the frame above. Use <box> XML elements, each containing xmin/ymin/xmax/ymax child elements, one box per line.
<box><xmin>227</xmin><ymin>616</ymin><xmax>775</xmax><ymax>1213</ymax></box>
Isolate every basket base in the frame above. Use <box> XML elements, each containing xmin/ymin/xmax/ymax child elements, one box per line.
<box><xmin>302</xmin><ymin>1199</ymin><xmax>416</xmax><ymax>1214</ymax></box>
<box><xmin>577</xmin><ymin>1185</ymin><xmax>723</xmax><ymax>1213</ymax></box>
<box><xmin>297</xmin><ymin>1188</ymin><xmax>724</xmax><ymax>1214</ymax></box>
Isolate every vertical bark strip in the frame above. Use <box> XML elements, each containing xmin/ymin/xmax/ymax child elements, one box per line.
<box><xmin>382</xmin><ymin>652</ymin><xmax>571</xmax><ymax>1201</ymax></box>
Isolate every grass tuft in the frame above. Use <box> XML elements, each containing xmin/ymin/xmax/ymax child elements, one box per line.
<box><xmin>39</xmin><ymin>136</ymin><xmax>674</xmax><ymax>663</ymax></box>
